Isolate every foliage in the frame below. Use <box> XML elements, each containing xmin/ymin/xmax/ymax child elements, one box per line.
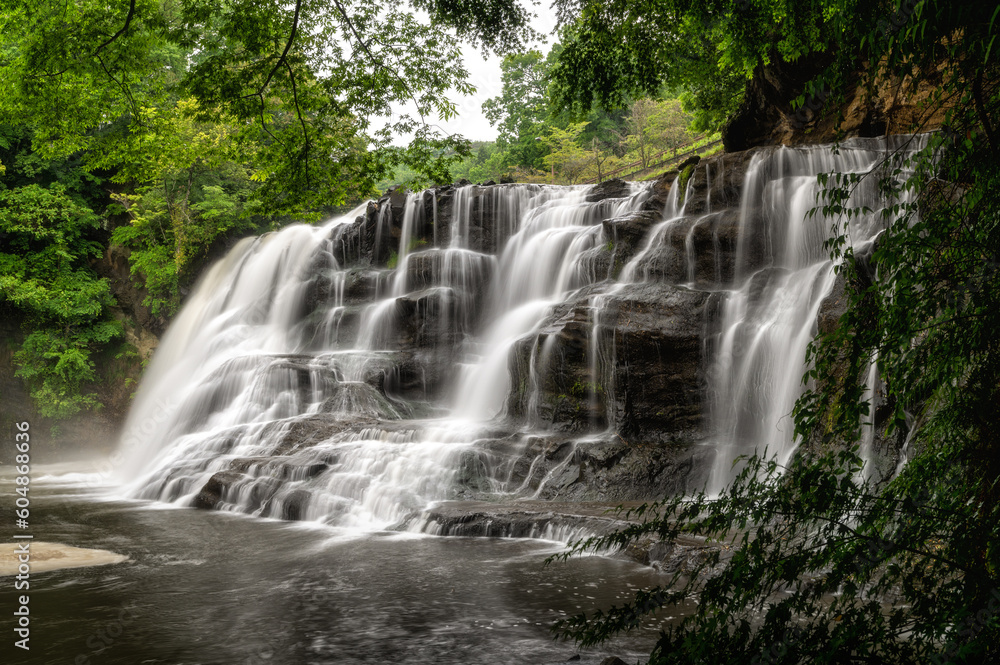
<box><xmin>483</xmin><ymin>48</ymin><xmax>558</xmax><ymax>169</ymax></box>
<box><xmin>554</xmin><ymin>1</ymin><xmax>1000</xmax><ymax>663</ymax></box>
<box><xmin>108</xmin><ymin>101</ymin><xmax>261</xmax><ymax>316</ymax></box>
<box><xmin>0</xmin><ymin>180</ymin><xmax>121</xmax><ymax>418</ymax></box>
<box><xmin>549</xmin><ymin>0</ymin><xmax>841</xmax><ymax>131</ymax></box>
<box><xmin>477</xmin><ymin>41</ymin><xmax>697</xmax><ymax>185</ymax></box>
<box><xmin>542</xmin><ymin>122</ymin><xmax>592</xmax><ymax>183</ymax></box>
<box><xmin>448</xmin><ymin>141</ymin><xmax>515</xmax><ymax>183</ymax></box>
<box><xmin>0</xmin><ymin>0</ymin><xmax>537</xmax><ymax>213</ymax></box>
<box><xmin>623</xmin><ymin>98</ymin><xmax>694</xmax><ymax>169</ymax></box>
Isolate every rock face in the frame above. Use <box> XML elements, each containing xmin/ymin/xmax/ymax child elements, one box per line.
<box><xmin>724</xmin><ymin>57</ymin><xmax>949</xmax><ymax>151</ymax></box>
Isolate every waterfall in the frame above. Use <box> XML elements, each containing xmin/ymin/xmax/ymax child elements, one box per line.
<box><xmin>697</xmin><ymin>136</ymin><xmax>924</xmax><ymax>494</ymax></box>
<box><xmin>117</xmin><ymin>183</ymin><xmax>651</xmax><ymax>529</ymax></box>
<box><xmin>117</xmin><ymin>136</ymin><xmax>925</xmax><ymax>529</ymax></box>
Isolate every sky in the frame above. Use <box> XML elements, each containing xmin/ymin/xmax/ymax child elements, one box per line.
<box><xmin>425</xmin><ymin>4</ymin><xmax>560</xmax><ymax>143</ymax></box>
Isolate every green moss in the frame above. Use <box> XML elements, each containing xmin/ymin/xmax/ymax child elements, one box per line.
<box><xmin>570</xmin><ymin>381</ymin><xmax>602</xmax><ymax>398</ymax></box>
<box><xmin>677</xmin><ymin>163</ymin><xmax>696</xmax><ymax>206</ymax></box>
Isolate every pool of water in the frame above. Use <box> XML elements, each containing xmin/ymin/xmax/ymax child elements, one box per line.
<box><xmin>1</xmin><ymin>462</ymin><xmax>667</xmax><ymax>664</ymax></box>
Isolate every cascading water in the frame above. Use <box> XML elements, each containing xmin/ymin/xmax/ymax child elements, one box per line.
<box><xmin>698</xmin><ymin>136</ymin><xmax>925</xmax><ymax>493</ymax></box>
<box><xmin>118</xmin><ymin>182</ymin><xmax>653</xmax><ymax>531</ymax></box>
<box><xmin>118</xmin><ymin>135</ymin><xmax>924</xmax><ymax>531</ymax></box>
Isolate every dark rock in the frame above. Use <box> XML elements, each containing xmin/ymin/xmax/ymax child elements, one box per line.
<box><xmin>587</xmin><ymin>178</ymin><xmax>630</xmax><ymax>202</ymax></box>
<box><xmin>600</xmin><ymin>658</ymin><xmax>630</xmax><ymax>665</ymax></box>
<box><xmin>96</xmin><ymin>243</ymin><xmax>168</xmax><ymax>336</ymax></box>
<box><xmin>194</xmin><ymin>470</ymin><xmax>244</xmax><ymax>510</ymax></box>
<box><xmin>676</xmin><ymin>154</ymin><xmax>700</xmax><ymax>173</ymax></box>
<box><xmin>505</xmin><ymin>289</ymin><xmax>610</xmax><ymax>432</ymax></box>
<box><xmin>279</xmin><ymin>489</ymin><xmax>312</xmax><ymax>521</ymax></box>
<box><xmin>607</xmin><ymin>282</ymin><xmax>709</xmax><ymax>441</ymax></box>
<box><xmin>818</xmin><ymin>270</ymin><xmax>848</xmax><ymax>335</ymax></box>
<box><xmin>723</xmin><ymin>54</ymin><xmax>835</xmax><ymax>152</ymax></box>
<box><xmin>602</xmin><ymin>211</ymin><xmax>661</xmax><ymax>270</ymax></box>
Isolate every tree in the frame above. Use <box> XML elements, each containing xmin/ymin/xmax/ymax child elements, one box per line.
<box><xmin>587</xmin><ymin>134</ymin><xmax>621</xmax><ymax>183</ymax></box>
<box><xmin>625</xmin><ymin>98</ymin><xmax>693</xmax><ymax>169</ymax></box>
<box><xmin>549</xmin><ymin>0</ymin><xmax>836</xmax><ymax>131</ymax></box>
<box><xmin>543</xmin><ymin>122</ymin><xmax>591</xmax><ymax>183</ymax></box>
<box><xmin>107</xmin><ymin>100</ymin><xmax>261</xmax><ymax>316</ymax></box>
<box><xmin>449</xmin><ymin>141</ymin><xmax>516</xmax><ymax>183</ymax></box>
<box><xmin>0</xmin><ymin>0</ymin><xmax>540</xmax><ymax>213</ymax></box>
<box><xmin>554</xmin><ymin>1</ymin><xmax>1000</xmax><ymax>663</ymax></box>
<box><xmin>483</xmin><ymin>48</ymin><xmax>558</xmax><ymax>170</ymax></box>
<box><xmin>0</xmin><ymin>176</ymin><xmax>121</xmax><ymax>419</ymax></box>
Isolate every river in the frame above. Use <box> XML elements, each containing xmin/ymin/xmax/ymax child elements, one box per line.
<box><xmin>1</xmin><ymin>462</ymin><xmax>664</xmax><ymax>664</ymax></box>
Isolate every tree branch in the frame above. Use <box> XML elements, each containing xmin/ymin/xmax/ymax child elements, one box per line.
<box><xmin>242</xmin><ymin>0</ymin><xmax>303</xmax><ymax>101</ymax></box>
<box><xmin>329</xmin><ymin>0</ymin><xmax>428</xmax><ymax>126</ymax></box>
<box><xmin>93</xmin><ymin>0</ymin><xmax>138</xmax><ymax>58</ymax></box>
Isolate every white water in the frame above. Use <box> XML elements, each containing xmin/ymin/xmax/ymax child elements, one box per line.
<box><xmin>700</xmin><ymin>137</ymin><xmax>924</xmax><ymax>493</ymax></box>
<box><xmin>119</xmin><ymin>183</ymin><xmax>652</xmax><ymax>530</ymax></box>
<box><xmin>118</xmin><ymin>136</ymin><xmax>925</xmax><ymax>526</ymax></box>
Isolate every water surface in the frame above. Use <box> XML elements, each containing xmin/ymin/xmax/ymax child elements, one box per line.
<box><xmin>2</xmin><ymin>464</ymin><xmax>663</xmax><ymax>664</ymax></box>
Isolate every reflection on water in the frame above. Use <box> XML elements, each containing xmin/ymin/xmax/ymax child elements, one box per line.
<box><xmin>1</xmin><ymin>465</ymin><xmax>665</xmax><ymax>664</ymax></box>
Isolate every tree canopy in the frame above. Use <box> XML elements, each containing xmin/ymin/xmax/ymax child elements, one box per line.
<box><xmin>548</xmin><ymin>0</ymin><xmax>844</xmax><ymax>130</ymax></box>
<box><xmin>0</xmin><ymin>0</ymin><xmax>541</xmax><ymax>211</ymax></box>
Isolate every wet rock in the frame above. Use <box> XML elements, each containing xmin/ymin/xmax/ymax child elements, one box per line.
<box><xmin>818</xmin><ymin>270</ymin><xmax>848</xmax><ymax>335</ymax></box>
<box><xmin>402</xmin><ymin>249</ymin><xmax>495</xmax><ymax>299</ymax></box>
<box><xmin>278</xmin><ymin>489</ymin><xmax>312</xmax><ymax>521</ymax></box>
<box><xmin>602</xmin><ymin>210</ymin><xmax>662</xmax><ymax>275</ymax></box>
<box><xmin>413</xmin><ymin>499</ymin><xmax>635</xmax><ymax>539</ymax></box>
<box><xmin>606</xmin><ymin>282</ymin><xmax>709</xmax><ymax>441</ymax></box>
<box><xmin>587</xmin><ymin>178</ymin><xmax>630</xmax><ymax>202</ymax></box>
<box><xmin>194</xmin><ymin>470</ymin><xmax>245</xmax><ymax>510</ymax></box>
<box><xmin>505</xmin><ymin>291</ymin><xmax>610</xmax><ymax>432</ymax></box>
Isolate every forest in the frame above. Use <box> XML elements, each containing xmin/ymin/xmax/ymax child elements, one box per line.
<box><xmin>1</xmin><ymin>0</ymin><xmax>999</xmax><ymax>663</ymax></box>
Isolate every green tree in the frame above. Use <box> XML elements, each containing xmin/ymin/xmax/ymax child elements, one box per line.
<box><xmin>449</xmin><ymin>141</ymin><xmax>515</xmax><ymax>183</ymax></box>
<box><xmin>108</xmin><ymin>100</ymin><xmax>260</xmax><ymax>316</ymax></box>
<box><xmin>550</xmin><ymin>0</ymin><xmax>835</xmax><ymax>131</ymax></box>
<box><xmin>624</xmin><ymin>98</ymin><xmax>693</xmax><ymax>169</ymax></box>
<box><xmin>483</xmin><ymin>49</ymin><xmax>555</xmax><ymax>169</ymax></box>
<box><xmin>587</xmin><ymin>134</ymin><xmax>621</xmax><ymax>183</ymax></box>
<box><xmin>555</xmin><ymin>1</ymin><xmax>1000</xmax><ymax>663</ymax></box>
<box><xmin>0</xmin><ymin>0</ymin><xmax>538</xmax><ymax>213</ymax></box>
<box><xmin>0</xmin><ymin>181</ymin><xmax>121</xmax><ymax>418</ymax></box>
<box><xmin>543</xmin><ymin>122</ymin><xmax>591</xmax><ymax>183</ymax></box>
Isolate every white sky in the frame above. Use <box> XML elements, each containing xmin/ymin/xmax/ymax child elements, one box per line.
<box><xmin>401</xmin><ymin>3</ymin><xmax>559</xmax><ymax>144</ymax></box>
